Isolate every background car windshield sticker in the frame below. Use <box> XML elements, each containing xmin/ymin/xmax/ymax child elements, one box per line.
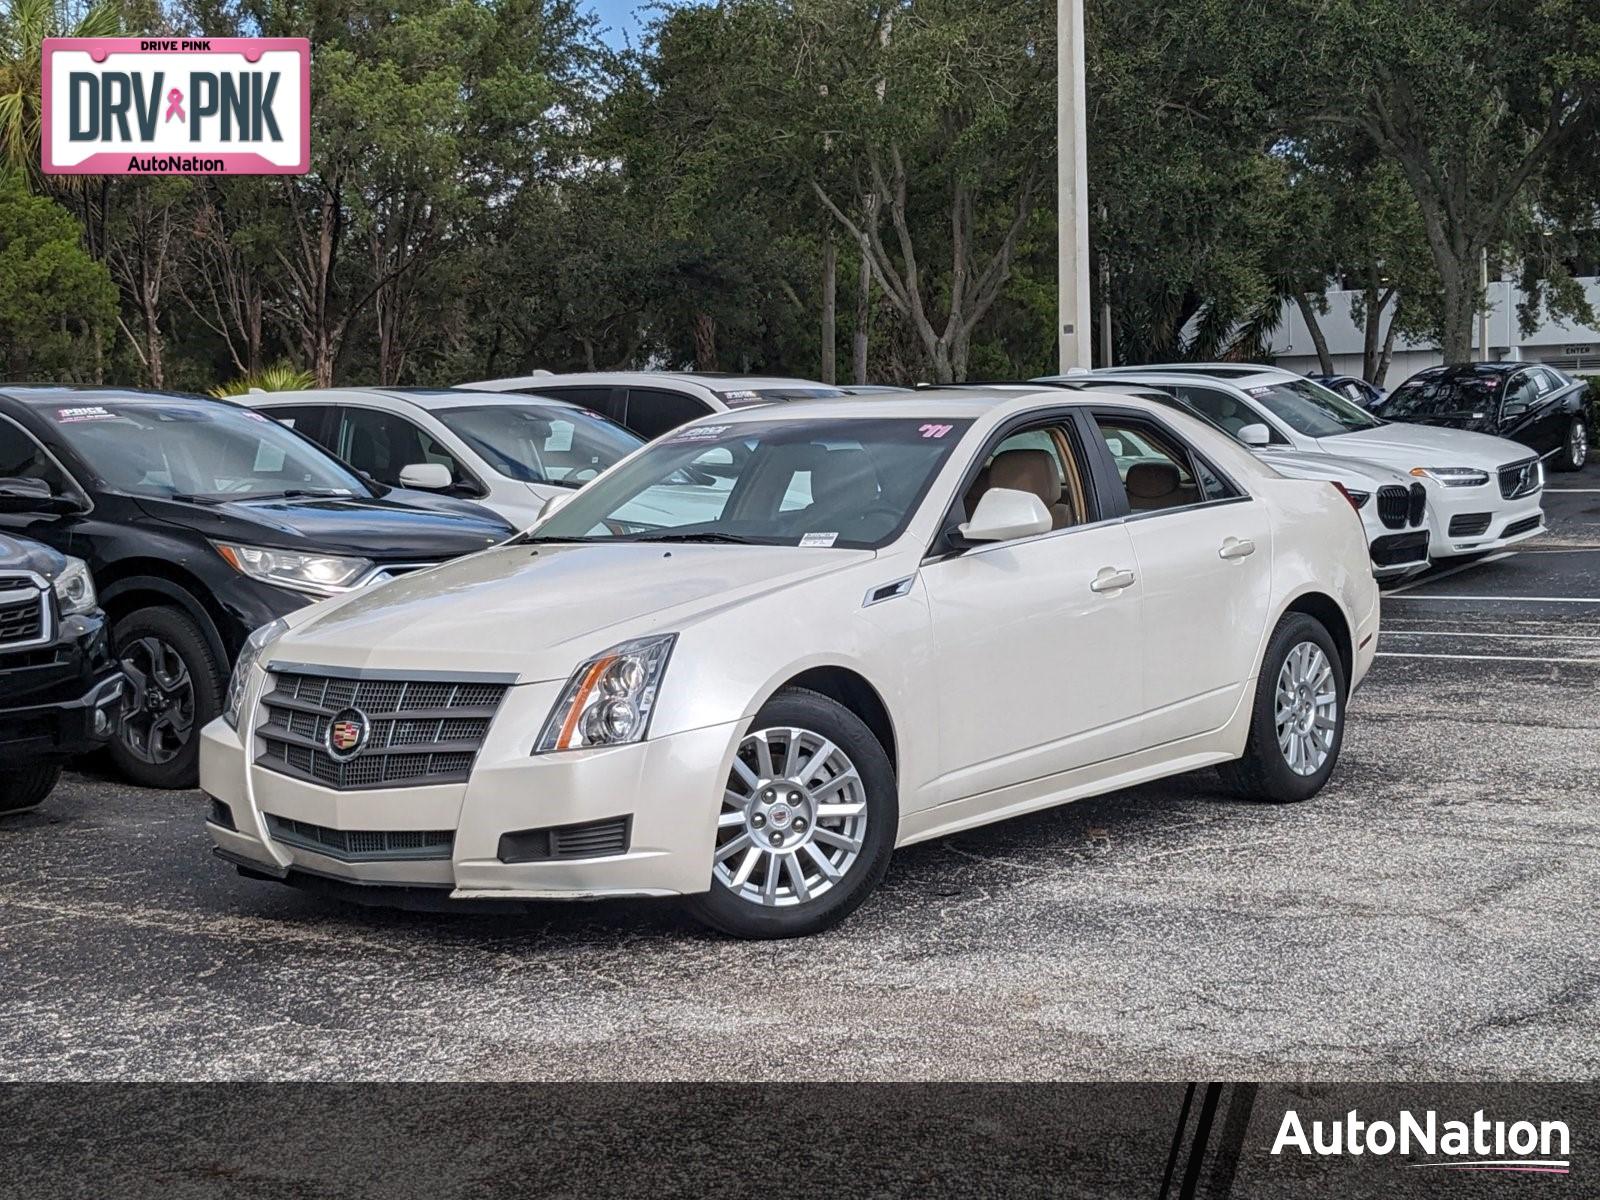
<box><xmin>919</xmin><ymin>423</ymin><xmax>954</xmax><ymax>438</ymax></box>
<box><xmin>667</xmin><ymin>424</ymin><xmax>733</xmax><ymax>442</ymax></box>
<box><xmin>55</xmin><ymin>406</ymin><xmax>117</xmax><ymax>423</ymax></box>
<box><xmin>799</xmin><ymin>532</ymin><xmax>838</xmax><ymax>547</ymax></box>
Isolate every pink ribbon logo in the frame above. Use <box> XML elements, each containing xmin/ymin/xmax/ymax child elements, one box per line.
<box><xmin>164</xmin><ymin>88</ymin><xmax>185</xmax><ymax>123</ymax></box>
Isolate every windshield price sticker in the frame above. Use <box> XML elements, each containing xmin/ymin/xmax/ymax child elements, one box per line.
<box><xmin>919</xmin><ymin>423</ymin><xmax>954</xmax><ymax>438</ymax></box>
<box><xmin>799</xmin><ymin>532</ymin><xmax>838</xmax><ymax>547</ymax></box>
<box><xmin>668</xmin><ymin>424</ymin><xmax>733</xmax><ymax>443</ymax></box>
<box><xmin>55</xmin><ymin>406</ymin><xmax>116</xmax><ymax>423</ymax></box>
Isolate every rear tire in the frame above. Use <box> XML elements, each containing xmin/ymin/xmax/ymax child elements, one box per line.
<box><xmin>685</xmin><ymin>687</ymin><xmax>896</xmax><ymax>939</ymax></box>
<box><xmin>109</xmin><ymin>606</ymin><xmax>222</xmax><ymax>790</ymax></box>
<box><xmin>0</xmin><ymin>762</ymin><xmax>63</xmax><ymax>815</ymax></box>
<box><xmin>1217</xmin><ymin>613</ymin><xmax>1347</xmax><ymax>803</ymax></box>
<box><xmin>1552</xmin><ymin>416</ymin><xmax>1588</xmax><ymax>472</ymax></box>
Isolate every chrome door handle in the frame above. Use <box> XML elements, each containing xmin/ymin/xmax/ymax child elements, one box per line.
<box><xmin>1090</xmin><ymin>567</ymin><xmax>1136</xmax><ymax>593</ymax></box>
<box><xmin>1218</xmin><ymin>538</ymin><xmax>1256</xmax><ymax>561</ymax></box>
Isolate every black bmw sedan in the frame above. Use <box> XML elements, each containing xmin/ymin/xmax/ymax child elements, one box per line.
<box><xmin>1379</xmin><ymin>363</ymin><xmax>1591</xmax><ymax>471</ymax></box>
<box><xmin>0</xmin><ymin>388</ymin><xmax>513</xmax><ymax>789</ymax></box>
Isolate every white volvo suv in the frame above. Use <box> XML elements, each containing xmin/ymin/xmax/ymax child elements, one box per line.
<box><xmin>202</xmin><ymin>388</ymin><xmax>1378</xmax><ymax>938</ymax></box>
<box><xmin>1053</xmin><ymin>365</ymin><xmax>1546</xmax><ymax>559</ymax></box>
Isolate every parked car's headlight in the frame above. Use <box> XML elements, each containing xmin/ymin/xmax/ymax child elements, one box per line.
<box><xmin>1410</xmin><ymin>467</ymin><xmax>1489</xmax><ymax>488</ymax></box>
<box><xmin>535</xmin><ymin>633</ymin><xmax>677</xmax><ymax>753</ymax></box>
<box><xmin>224</xmin><ymin>618</ymin><xmax>287</xmax><ymax>729</ymax></box>
<box><xmin>53</xmin><ymin>556</ymin><xmax>96</xmax><ymax>615</ymax></box>
<box><xmin>213</xmin><ymin>541</ymin><xmax>373</xmax><ymax>596</ymax></box>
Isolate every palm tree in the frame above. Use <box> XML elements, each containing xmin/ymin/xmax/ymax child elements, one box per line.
<box><xmin>0</xmin><ymin>0</ymin><xmax>120</xmax><ymax>184</ymax></box>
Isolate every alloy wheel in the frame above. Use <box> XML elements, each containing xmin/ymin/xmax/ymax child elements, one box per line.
<box><xmin>713</xmin><ymin>726</ymin><xmax>868</xmax><ymax>907</ymax></box>
<box><xmin>1572</xmin><ymin>420</ymin><xmax>1589</xmax><ymax>469</ymax></box>
<box><xmin>119</xmin><ymin>635</ymin><xmax>196</xmax><ymax>765</ymax></box>
<box><xmin>1274</xmin><ymin>641</ymin><xmax>1338</xmax><ymax>776</ymax></box>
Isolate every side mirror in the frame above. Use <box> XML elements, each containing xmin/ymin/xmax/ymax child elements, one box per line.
<box><xmin>398</xmin><ymin>462</ymin><xmax>454</xmax><ymax>491</ymax></box>
<box><xmin>0</xmin><ymin>478</ymin><xmax>78</xmax><ymax>515</ymax></box>
<box><xmin>1237</xmin><ymin>423</ymin><xmax>1271</xmax><ymax>448</ymax></box>
<box><xmin>1501</xmin><ymin>402</ymin><xmax>1530</xmax><ymax>421</ymax></box>
<box><xmin>536</xmin><ymin>493</ymin><xmax>571</xmax><ymax>522</ymax></box>
<box><xmin>958</xmin><ymin>487</ymin><xmax>1053</xmax><ymax>544</ymax></box>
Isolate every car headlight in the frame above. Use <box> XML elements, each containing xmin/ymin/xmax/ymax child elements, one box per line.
<box><xmin>53</xmin><ymin>556</ymin><xmax>97</xmax><ymax>616</ymax></box>
<box><xmin>535</xmin><ymin>633</ymin><xmax>677</xmax><ymax>753</ymax></box>
<box><xmin>213</xmin><ymin>541</ymin><xmax>373</xmax><ymax>596</ymax></box>
<box><xmin>1410</xmin><ymin>467</ymin><xmax>1489</xmax><ymax>488</ymax></box>
<box><xmin>224</xmin><ymin>618</ymin><xmax>287</xmax><ymax>729</ymax></box>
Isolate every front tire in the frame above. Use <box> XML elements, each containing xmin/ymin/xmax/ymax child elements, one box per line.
<box><xmin>0</xmin><ymin>762</ymin><xmax>63</xmax><ymax>815</ymax></box>
<box><xmin>1217</xmin><ymin>613</ymin><xmax>1347</xmax><ymax>803</ymax></box>
<box><xmin>1553</xmin><ymin>416</ymin><xmax>1589</xmax><ymax>472</ymax></box>
<box><xmin>109</xmin><ymin>606</ymin><xmax>223</xmax><ymax>790</ymax></box>
<box><xmin>685</xmin><ymin>687</ymin><xmax>897</xmax><ymax>939</ymax></box>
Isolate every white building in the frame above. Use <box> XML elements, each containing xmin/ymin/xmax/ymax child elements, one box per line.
<box><xmin>1266</xmin><ymin>277</ymin><xmax>1600</xmax><ymax>381</ymax></box>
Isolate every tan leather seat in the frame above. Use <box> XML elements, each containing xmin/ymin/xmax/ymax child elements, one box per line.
<box><xmin>1126</xmin><ymin>461</ymin><xmax>1183</xmax><ymax>510</ymax></box>
<box><xmin>983</xmin><ymin>449</ymin><xmax>1073</xmax><ymax>530</ymax></box>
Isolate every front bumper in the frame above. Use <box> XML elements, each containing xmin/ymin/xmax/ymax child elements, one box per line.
<box><xmin>0</xmin><ymin>612</ymin><xmax>126</xmax><ymax>759</ymax></box>
<box><xmin>1425</xmin><ymin>484</ymin><xmax>1545</xmax><ymax>557</ymax></box>
<box><xmin>200</xmin><ymin>675</ymin><xmax>741</xmax><ymax>902</ymax></box>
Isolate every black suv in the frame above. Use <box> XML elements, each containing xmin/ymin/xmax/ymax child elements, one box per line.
<box><xmin>0</xmin><ymin>528</ymin><xmax>124</xmax><ymax>814</ymax></box>
<box><xmin>0</xmin><ymin>388</ymin><xmax>513</xmax><ymax>789</ymax></box>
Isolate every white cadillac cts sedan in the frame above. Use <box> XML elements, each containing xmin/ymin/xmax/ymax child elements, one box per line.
<box><xmin>201</xmin><ymin>389</ymin><xmax>1379</xmax><ymax>938</ymax></box>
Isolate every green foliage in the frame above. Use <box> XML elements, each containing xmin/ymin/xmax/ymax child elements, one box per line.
<box><xmin>0</xmin><ymin>169</ymin><xmax>115</xmax><ymax>377</ymax></box>
<box><xmin>208</xmin><ymin>362</ymin><xmax>317</xmax><ymax>397</ymax></box>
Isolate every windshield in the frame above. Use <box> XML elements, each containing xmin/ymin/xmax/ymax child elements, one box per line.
<box><xmin>527</xmin><ymin>417</ymin><xmax>970</xmax><ymax>549</ymax></box>
<box><xmin>1383</xmin><ymin>372</ymin><xmax>1503</xmax><ymax>419</ymax></box>
<box><xmin>434</xmin><ymin>404</ymin><xmax>641</xmax><ymax>487</ymax></box>
<box><xmin>1244</xmin><ymin>379</ymin><xmax>1382</xmax><ymax>437</ymax></box>
<box><xmin>44</xmin><ymin>399</ymin><xmax>369</xmax><ymax>501</ymax></box>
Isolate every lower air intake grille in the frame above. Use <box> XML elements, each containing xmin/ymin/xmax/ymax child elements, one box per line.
<box><xmin>1369</xmin><ymin>531</ymin><xmax>1430</xmax><ymax>568</ymax></box>
<box><xmin>498</xmin><ymin>816</ymin><xmax>632</xmax><ymax>864</ymax></box>
<box><xmin>1448</xmin><ymin>513</ymin><xmax>1492</xmax><ymax>538</ymax></box>
<box><xmin>265</xmin><ymin>815</ymin><xmax>454</xmax><ymax>861</ymax></box>
<box><xmin>255</xmin><ymin>670</ymin><xmax>508</xmax><ymax>790</ymax></box>
<box><xmin>1502</xmin><ymin>514</ymin><xmax>1541</xmax><ymax>539</ymax></box>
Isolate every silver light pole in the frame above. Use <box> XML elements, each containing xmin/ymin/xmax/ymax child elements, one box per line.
<box><xmin>1058</xmin><ymin>0</ymin><xmax>1092</xmax><ymax>371</ymax></box>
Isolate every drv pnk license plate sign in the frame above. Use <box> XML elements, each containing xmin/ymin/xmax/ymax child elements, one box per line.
<box><xmin>41</xmin><ymin>38</ymin><xmax>309</xmax><ymax>175</ymax></box>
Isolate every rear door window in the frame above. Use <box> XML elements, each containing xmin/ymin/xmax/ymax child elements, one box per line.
<box><xmin>621</xmin><ymin>388</ymin><xmax>712</xmax><ymax>439</ymax></box>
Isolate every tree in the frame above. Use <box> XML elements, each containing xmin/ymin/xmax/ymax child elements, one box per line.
<box><xmin>1261</xmin><ymin>0</ymin><xmax>1600</xmax><ymax>362</ymax></box>
<box><xmin>799</xmin><ymin>0</ymin><xmax>1052</xmax><ymax>382</ymax></box>
<box><xmin>0</xmin><ymin>0</ymin><xmax>120</xmax><ymax>182</ymax></box>
<box><xmin>0</xmin><ymin>170</ymin><xmax>116</xmax><ymax>377</ymax></box>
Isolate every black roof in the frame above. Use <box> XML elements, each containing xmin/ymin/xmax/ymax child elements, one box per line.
<box><xmin>1410</xmin><ymin>363</ymin><xmax>1521</xmax><ymax>379</ymax></box>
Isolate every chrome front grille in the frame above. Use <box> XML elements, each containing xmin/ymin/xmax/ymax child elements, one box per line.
<box><xmin>255</xmin><ymin>669</ymin><xmax>509</xmax><ymax>790</ymax></box>
<box><xmin>1498</xmin><ymin>458</ymin><xmax>1541</xmax><ymax>500</ymax></box>
<box><xmin>1375</xmin><ymin>485</ymin><xmax>1409</xmax><ymax>530</ymax></box>
<box><xmin>0</xmin><ymin>576</ymin><xmax>48</xmax><ymax>650</ymax></box>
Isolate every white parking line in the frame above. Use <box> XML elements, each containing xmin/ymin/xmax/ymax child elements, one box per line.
<box><xmin>1386</xmin><ymin>594</ymin><xmax>1600</xmax><ymax>604</ymax></box>
<box><xmin>1382</xmin><ymin>629</ymin><xmax>1600</xmax><ymax>641</ymax></box>
<box><xmin>1377</xmin><ymin>651</ymin><xmax>1600</xmax><ymax>665</ymax></box>
<box><xmin>1381</xmin><ymin>552</ymin><xmax>1516</xmax><ymax>597</ymax></box>
<box><xmin>1543</xmin><ymin>488</ymin><xmax>1600</xmax><ymax>493</ymax></box>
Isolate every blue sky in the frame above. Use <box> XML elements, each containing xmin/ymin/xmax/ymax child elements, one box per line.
<box><xmin>583</xmin><ymin>0</ymin><xmax>659</xmax><ymax>48</ymax></box>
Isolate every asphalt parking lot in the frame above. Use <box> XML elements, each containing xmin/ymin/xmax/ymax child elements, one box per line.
<box><xmin>3</xmin><ymin>489</ymin><xmax>1598</xmax><ymax>1082</ymax></box>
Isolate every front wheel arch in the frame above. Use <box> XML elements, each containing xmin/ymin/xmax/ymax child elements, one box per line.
<box><xmin>760</xmin><ymin>665</ymin><xmax>897</xmax><ymax>776</ymax></box>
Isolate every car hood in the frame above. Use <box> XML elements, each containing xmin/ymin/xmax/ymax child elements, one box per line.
<box><xmin>136</xmin><ymin>494</ymin><xmax>512</xmax><ymax>561</ymax></box>
<box><xmin>1317</xmin><ymin>423</ymin><xmax>1531</xmax><ymax>468</ymax></box>
<box><xmin>0</xmin><ymin>533</ymin><xmax>66</xmax><ymax>579</ymax></box>
<box><xmin>269</xmin><ymin>541</ymin><xmax>876</xmax><ymax>680</ymax></box>
<box><xmin>1256</xmin><ymin>448</ymin><xmax>1410</xmax><ymax>488</ymax></box>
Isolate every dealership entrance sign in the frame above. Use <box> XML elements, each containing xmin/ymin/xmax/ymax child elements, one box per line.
<box><xmin>41</xmin><ymin>37</ymin><xmax>309</xmax><ymax>175</ymax></box>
